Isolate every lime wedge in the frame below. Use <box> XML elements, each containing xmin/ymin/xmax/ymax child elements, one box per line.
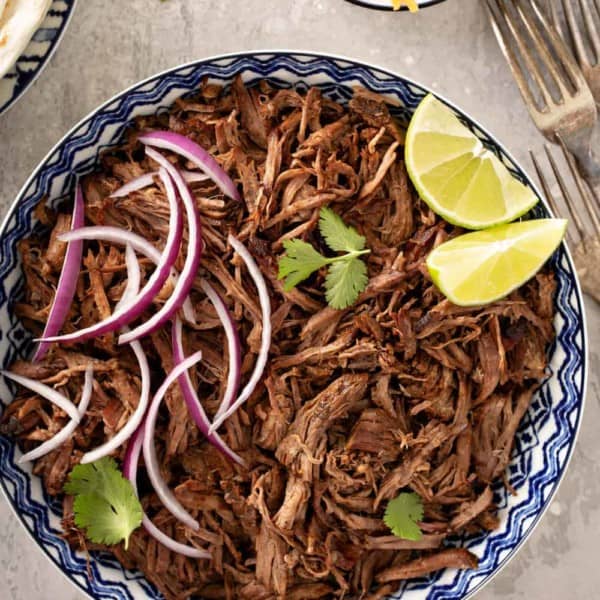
<box><xmin>426</xmin><ymin>219</ymin><xmax>567</xmax><ymax>306</ymax></box>
<box><xmin>405</xmin><ymin>94</ymin><xmax>539</xmax><ymax>229</ymax></box>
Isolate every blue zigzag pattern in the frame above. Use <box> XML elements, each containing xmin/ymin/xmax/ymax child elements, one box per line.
<box><xmin>0</xmin><ymin>0</ymin><xmax>77</xmax><ymax>115</ymax></box>
<box><xmin>0</xmin><ymin>53</ymin><xmax>586</xmax><ymax>600</ymax></box>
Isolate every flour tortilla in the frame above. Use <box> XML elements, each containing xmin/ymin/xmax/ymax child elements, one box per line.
<box><xmin>0</xmin><ymin>0</ymin><xmax>53</xmax><ymax>79</ymax></box>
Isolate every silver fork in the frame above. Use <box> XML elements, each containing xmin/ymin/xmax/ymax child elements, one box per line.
<box><xmin>486</xmin><ymin>0</ymin><xmax>600</xmax><ymax>184</ymax></box>
<box><xmin>530</xmin><ymin>140</ymin><xmax>600</xmax><ymax>304</ymax></box>
<box><xmin>549</xmin><ymin>0</ymin><xmax>600</xmax><ymax>103</ymax></box>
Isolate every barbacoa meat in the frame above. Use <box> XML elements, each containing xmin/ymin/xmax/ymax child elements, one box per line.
<box><xmin>2</xmin><ymin>77</ymin><xmax>557</xmax><ymax>599</ymax></box>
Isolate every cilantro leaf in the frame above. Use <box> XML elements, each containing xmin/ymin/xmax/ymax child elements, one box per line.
<box><xmin>64</xmin><ymin>457</ymin><xmax>142</xmax><ymax>549</ymax></box>
<box><xmin>278</xmin><ymin>238</ymin><xmax>328</xmax><ymax>291</ymax></box>
<box><xmin>383</xmin><ymin>492</ymin><xmax>424</xmax><ymax>541</ymax></box>
<box><xmin>277</xmin><ymin>208</ymin><xmax>370</xmax><ymax>308</ymax></box>
<box><xmin>319</xmin><ymin>207</ymin><xmax>366</xmax><ymax>253</ymax></box>
<box><xmin>324</xmin><ymin>257</ymin><xmax>368</xmax><ymax>309</ymax></box>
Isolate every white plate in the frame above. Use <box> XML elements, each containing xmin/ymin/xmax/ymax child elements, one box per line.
<box><xmin>0</xmin><ymin>50</ymin><xmax>587</xmax><ymax>600</ymax></box>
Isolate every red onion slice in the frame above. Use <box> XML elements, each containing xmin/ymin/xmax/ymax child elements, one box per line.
<box><xmin>209</xmin><ymin>236</ymin><xmax>272</xmax><ymax>433</ymax></box>
<box><xmin>143</xmin><ymin>351</ymin><xmax>204</xmax><ymax>531</ymax></box>
<box><xmin>33</xmin><ymin>183</ymin><xmax>85</xmax><ymax>362</ymax></box>
<box><xmin>80</xmin><ymin>337</ymin><xmax>150</xmax><ymax>464</ymax></box>
<box><xmin>18</xmin><ymin>366</ymin><xmax>94</xmax><ymax>463</ymax></box>
<box><xmin>200</xmin><ymin>281</ymin><xmax>241</xmax><ymax>421</ymax></box>
<box><xmin>55</xmin><ymin>226</ymin><xmax>196</xmax><ymax>325</ymax></box>
<box><xmin>2</xmin><ymin>371</ymin><xmax>80</xmax><ymax>422</ymax></box>
<box><xmin>115</xmin><ymin>244</ymin><xmax>141</xmax><ymax>312</ymax></box>
<box><xmin>80</xmin><ymin>250</ymin><xmax>151</xmax><ymax>464</ymax></box>
<box><xmin>111</xmin><ymin>173</ymin><xmax>156</xmax><ymax>199</ymax></box>
<box><xmin>123</xmin><ymin>427</ymin><xmax>210</xmax><ymax>558</ymax></box>
<box><xmin>118</xmin><ymin>151</ymin><xmax>203</xmax><ymax>344</ymax></box>
<box><xmin>171</xmin><ymin>316</ymin><xmax>244</xmax><ymax>465</ymax></box>
<box><xmin>60</xmin><ymin>226</ymin><xmax>161</xmax><ymax>260</ymax></box>
<box><xmin>111</xmin><ymin>170</ymin><xmax>209</xmax><ymax>198</ymax></box>
<box><xmin>81</xmin><ymin>251</ymin><xmax>148</xmax><ymax>462</ymax></box>
<box><xmin>139</xmin><ymin>131</ymin><xmax>241</xmax><ymax>201</ymax></box>
<box><xmin>41</xmin><ymin>170</ymin><xmax>183</xmax><ymax>345</ymax></box>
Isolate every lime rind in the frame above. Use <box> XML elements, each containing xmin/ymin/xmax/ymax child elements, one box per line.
<box><xmin>426</xmin><ymin>219</ymin><xmax>567</xmax><ymax>306</ymax></box>
<box><xmin>405</xmin><ymin>94</ymin><xmax>539</xmax><ymax>230</ymax></box>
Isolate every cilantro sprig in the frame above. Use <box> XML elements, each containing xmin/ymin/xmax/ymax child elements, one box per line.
<box><xmin>277</xmin><ymin>207</ymin><xmax>370</xmax><ymax>309</ymax></box>
<box><xmin>383</xmin><ymin>492</ymin><xmax>424</xmax><ymax>541</ymax></box>
<box><xmin>64</xmin><ymin>457</ymin><xmax>143</xmax><ymax>549</ymax></box>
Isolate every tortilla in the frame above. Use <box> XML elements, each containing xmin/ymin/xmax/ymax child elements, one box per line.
<box><xmin>0</xmin><ymin>0</ymin><xmax>53</xmax><ymax>79</ymax></box>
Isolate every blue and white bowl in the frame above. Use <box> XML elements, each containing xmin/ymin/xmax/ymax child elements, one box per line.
<box><xmin>345</xmin><ymin>0</ymin><xmax>448</xmax><ymax>12</ymax></box>
<box><xmin>0</xmin><ymin>51</ymin><xmax>587</xmax><ymax>599</ymax></box>
<box><xmin>0</xmin><ymin>0</ymin><xmax>77</xmax><ymax>116</ymax></box>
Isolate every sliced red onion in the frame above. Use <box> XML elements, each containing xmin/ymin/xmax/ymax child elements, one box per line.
<box><xmin>79</xmin><ymin>249</ymin><xmax>150</xmax><ymax>464</ymax></box>
<box><xmin>123</xmin><ymin>427</ymin><xmax>210</xmax><ymax>558</ymax></box>
<box><xmin>33</xmin><ymin>184</ymin><xmax>85</xmax><ymax>362</ymax></box>
<box><xmin>2</xmin><ymin>371</ymin><xmax>80</xmax><ymax>422</ymax></box>
<box><xmin>138</xmin><ymin>131</ymin><xmax>241</xmax><ymax>201</ymax></box>
<box><xmin>199</xmin><ymin>281</ymin><xmax>241</xmax><ymax>421</ymax></box>
<box><xmin>55</xmin><ymin>226</ymin><xmax>196</xmax><ymax>325</ymax></box>
<box><xmin>80</xmin><ymin>338</ymin><xmax>150</xmax><ymax>464</ymax></box>
<box><xmin>18</xmin><ymin>366</ymin><xmax>93</xmax><ymax>463</ymax></box>
<box><xmin>40</xmin><ymin>171</ymin><xmax>183</xmax><ymax>345</ymax></box>
<box><xmin>143</xmin><ymin>351</ymin><xmax>204</xmax><ymax>531</ymax></box>
<box><xmin>59</xmin><ymin>226</ymin><xmax>162</xmax><ymax>261</ymax></box>
<box><xmin>118</xmin><ymin>151</ymin><xmax>203</xmax><ymax>344</ymax></box>
<box><xmin>209</xmin><ymin>236</ymin><xmax>271</xmax><ymax>433</ymax></box>
<box><xmin>111</xmin><ymin>173</ymin><xmax>156</xmax><ymax>199</ymax></box>
<box><xmin>115</xmin><ymin>244</ymin><xmax>141</xmax><ymax>312</ymax></box>
<box><xmin>171</xmin><ymin>316</ymin><xmax>244</xmax><ymax>465</ymax></box>
<box><xmin>111</xmin><ymin>170</ymin><xmax>209</xmax><ymax>198</ymax></box>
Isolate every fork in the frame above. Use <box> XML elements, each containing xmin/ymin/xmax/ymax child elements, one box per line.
<box><xmin>548</xmin><ymin>0</ymin><xmax>600</xmax><ymax>103</ymax></box>
<box><xmin>486</xmin><ymin>0</ymin><xmax>600</xmax><ymax>184</ymax></box>
<box><xmin>530</xmin><ymin>139</ymin><xmax>600</xmax><ymax>304</ymax></box>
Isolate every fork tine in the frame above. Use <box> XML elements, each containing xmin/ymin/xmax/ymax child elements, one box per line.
<box><xmin>511</xmin><ymin>0</ymin><xmax>570</xmax><ymax>105</ymax></box>
<box><xmin>486</xmin><ymin>0</ymin><xmax>542</xmax><ymax>109</ymax></box>
<box><xmin>562</xmin><ymin>0</ymin><xmax>591</xmax><ymax>67</ymax></box>
<box><xmin>548</xmin><ymin>0</ymin><xmax>567</xmax><ymax>41</ymax></box>
<box><xmin>488</xmin><ymin>0</ymin><xmax>563</xmax><ymax>107</ymax></box>
<box><xmin>557</xmin><ymin>135</ymin><xmax>600</xmax><ymax>235</ymax></box>
<box><xmin>530</xmin><ymin>150</ymin><xmax>577</xmax><ymax>246</ymax></box>
<box><xmin>580</xmin><ymin>0</ymin><xmax>600</xmax><ymax>63</ymax></box>
<box><xmin>518</xmin><ymin>0</ymin><xmax>584</xmax><ymax>96</ymax></box>
<box><xmin>533</xmin><ymin>0</ymin><xmax>589</xmax><ymax>88</ymax></box>
<box><xmin>530</xmin><ymin>150</ymin><xmax>563</xmax><ymax>216</ymax></box>
<box><xmin>543</xmin><ymin>145</ymin><xmax>588</xmax><ymax>242</ymax></box>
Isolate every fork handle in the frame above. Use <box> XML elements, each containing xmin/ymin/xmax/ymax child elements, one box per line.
<box><xmin>562</xmin><ymin>130</ymin><xmax>600</xmax><ymax>186</ymax></box>
<box><xmin>573</xmin><ymin>150</ymin><xmax>600</xmax><ymax>186</ymax></box>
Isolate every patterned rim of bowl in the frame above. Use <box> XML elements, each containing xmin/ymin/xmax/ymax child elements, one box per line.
<box><xmin>345</xmin><ymin>0</ymin><xmax>448</xmax><ymax>12</ymax></box>
<box><xmin>0</xmin><ymin>51</ymin><xmax>588</xmax><ymax>600</ymax></box>
<box><xmin>0</xmin><ymin>0</ymin><xmax>78</xmax><ymax>116</ymax></box>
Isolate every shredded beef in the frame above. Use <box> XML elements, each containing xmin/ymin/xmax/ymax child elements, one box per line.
<box><xmin>2</xmin><ymin>78</ymin><xmax>557</xmax><ymax>599</ymax></box>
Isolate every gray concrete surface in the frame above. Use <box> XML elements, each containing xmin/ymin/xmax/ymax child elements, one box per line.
<box><xmin>0</xmin><ymin>0</ymin><xmax>598</xmax><ymax>598</ymax></box>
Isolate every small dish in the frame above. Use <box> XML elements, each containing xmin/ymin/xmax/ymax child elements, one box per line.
<box><xmin>345</xmin><ymin>0</ymin><xmax>448</xmax><ymax>12</ymax></box>
<box><xmin>0</xmin><ymin>0</ymin><xmax>77</xmax><ymax>116</ymax></box>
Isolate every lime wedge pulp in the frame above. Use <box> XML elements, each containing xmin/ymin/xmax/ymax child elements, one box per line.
<box><xmin>405</xmin><ymin>94</ymin><xmax>539</xmax><ymax>229</ymax></box>
<box><xmin>426</xmin><ymin>219</ymin><xmax>567</xmax><ymax>306</ymax></box>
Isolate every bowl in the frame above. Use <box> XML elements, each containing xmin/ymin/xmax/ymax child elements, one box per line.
<box><xmin>0</xmin><ymin>0</ymin><xmax>77</xmax><ymax>116</ymax></box>
<box><xmin>345</xmin><ymin>0</ymin><xmax>448</xmax><ymax>12</ymax></box>
<box><xmin>0</xmin><ymin>51</ymin><xmax>587</xmax><ymax>599</ymax></box>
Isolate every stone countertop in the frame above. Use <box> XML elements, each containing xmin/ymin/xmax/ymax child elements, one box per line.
<box><xmin>0</xmin><ymin>0</ymin><xmax>598</xmax><ymax>598</ymax></box>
